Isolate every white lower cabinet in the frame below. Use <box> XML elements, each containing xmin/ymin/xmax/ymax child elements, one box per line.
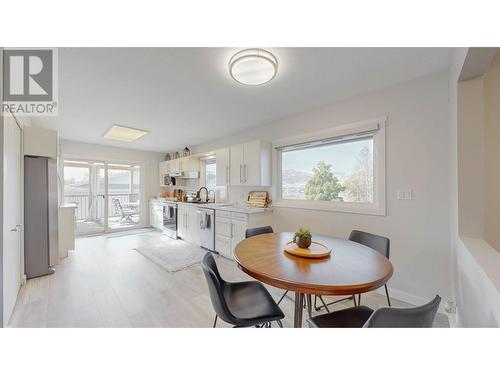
<box><xmin>215</xmin><ymin>235</ymin><xmax>232</xmax><ymax>258</ymax></box>
<box><xmin>177</xmin><ymin>204</ymin><xmax>200</xmax><ymax>245</ymax></box>
<box><xmin>214</xmin><ymin>209</ymin><xmax>272</xmax><ymax>259</ymax></box>
<box><xmin>150</xmin><ymin>200</ymin><xmax>163</xmax><ymax>230</ymax></box>
<box><xmin>230</xmin><ymin>219</ymin><xmax>247</xmax><ymax>257</ymax></box>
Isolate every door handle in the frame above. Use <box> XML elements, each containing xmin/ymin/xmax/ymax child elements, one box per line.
<box><xmin>11</xmin><ymin>228</ymin><xmax>18</xmax><ymax>232</ymax></box>
<box><xmin>16</xmin><ymin>224</ymin><xmax>22</xmax><ymax>227</ymax></box>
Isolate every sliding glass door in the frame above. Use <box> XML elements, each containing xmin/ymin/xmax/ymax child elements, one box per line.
<box><xmin>63</xmin><ymin>159</ymin><xmax>142</xmax><ymax>235</ymax></box>
<box><xmin>107</xmin><ymin>164</ymin><xmax>141</xmax><ymax>230</ymax></box>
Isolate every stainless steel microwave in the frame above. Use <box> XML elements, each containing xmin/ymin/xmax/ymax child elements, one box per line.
<box><xmin>163</xmin><ymin>174</ymin><xmax>176</xmax><ymax>186</ymax></box>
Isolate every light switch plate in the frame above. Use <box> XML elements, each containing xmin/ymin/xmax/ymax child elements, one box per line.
<box><xmin>397</xmin><ymin>189</ymin><xmax>412</xmax><ymax>200</ymax></box>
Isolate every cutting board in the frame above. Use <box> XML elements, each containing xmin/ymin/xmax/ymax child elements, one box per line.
<box><xmin>247</xmin><ymin>191</ymin><xmax>270</xmax><ymax>208</ymax></box>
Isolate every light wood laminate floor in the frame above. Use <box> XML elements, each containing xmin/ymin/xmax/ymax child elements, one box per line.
<box><xmin>9</xmin><ymin>230</ymin><xmax>449</xmax><ymax>328</ymax></box>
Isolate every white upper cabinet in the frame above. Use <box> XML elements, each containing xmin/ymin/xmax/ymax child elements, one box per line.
<box><xmin>230</xmin><ymin>140</ymin><xmax>271</xmax><ymax>186</ymax></box>
<box><xmin>170</xmin><ymin>157</ymin><xmax>199</xmax><ymax>173</ymax></box>
<box><xmin>169</xmin><ymin>158</ymin><xmax>180</xmax><ymax>172</ymax></box>
<box><xmin>185</xmin><ymin>157</ymin><xmax>200</xmax><ymax>173</ymax></box>
<box><xmin>159</xmin><ymin>161</ymin><xmax>169</xmax><ymax>186</ymax></box>
<box><xmin>215</xmin><ymin>148</ymin><xmax>230</xmax><ymax>186</ymax></box>
<box><xmin>159</xmin><ymin>157</ymin><xmax>200</xmax><ymax>186</ymax></box>
<box><xmin>230</xmin><ymin>144</ymin><xmax>244</xmax><ymax>185</ymax></box>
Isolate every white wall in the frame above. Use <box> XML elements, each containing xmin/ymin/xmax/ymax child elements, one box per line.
<box><xmin>194</xmin><ymin>71</ymin><xmax>453</xmax><ymax>304</ymax></box>
<box><xmin>483</xmin><ymin>52</ymin><xmax>500</xmax><ymax>251</ymax></box>
<box><xmin>60</xmin><ymin>140</ymin><xmax>165</xmax><ymax>226</ymax></box>
<box><xmin>455</xmin><ymin>238</ymin><xmax>500</xmax><ymax>327</ymax></box>
<box><xmin>451</xmin><ymin>48</ymin><xmax>500</xmax><ymax>327</ymax></box>
<box><xmin>457</xmin><ymin>77</ymin><xmax>485</xmax><ymax>238</ymax></box>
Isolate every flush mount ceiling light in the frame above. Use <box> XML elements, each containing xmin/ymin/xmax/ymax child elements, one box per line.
<box><xmin>229</xmin><ymin>48</ymin><xmax>278</xmax><ymax>85</ymax></box>
<box><xmin>103</xmin><ymin>124</ymin><xmax>149</xmax><ymax>142</ymax></box>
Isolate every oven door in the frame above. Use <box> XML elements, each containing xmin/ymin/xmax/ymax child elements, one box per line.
<box><xmin>162</xmin><ymin>203</ymin><xmax>177</xmax><ymax>239</ymax></box>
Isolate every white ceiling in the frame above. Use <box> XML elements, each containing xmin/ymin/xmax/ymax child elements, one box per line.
<box><xmin>33</xmin><ymin>48</ymin><xmax>451</xmax><ymax>153</ymax></box>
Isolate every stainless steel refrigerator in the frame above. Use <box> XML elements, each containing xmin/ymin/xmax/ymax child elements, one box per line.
<box><xmin>24</xmin><ymin>156</ymin><xmax>59</xmax><ymax>279</ymax></box>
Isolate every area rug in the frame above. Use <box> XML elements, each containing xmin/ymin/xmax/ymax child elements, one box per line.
<box><xmin>134</xmin><ymin>238</ymin><xmax>206</xmax><ymax>272</ymax></box>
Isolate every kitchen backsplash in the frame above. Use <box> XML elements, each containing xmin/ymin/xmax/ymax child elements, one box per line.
<box><xmin>159</xmin><ymin>183</ymin><xmax>271</xmax><ymax>206</ymax></box>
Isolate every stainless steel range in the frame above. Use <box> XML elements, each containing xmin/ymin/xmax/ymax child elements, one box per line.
<box><xmin>162</xmin><ymin>201</ymin><xmax>178</xmax><ymax>239</ymax></box>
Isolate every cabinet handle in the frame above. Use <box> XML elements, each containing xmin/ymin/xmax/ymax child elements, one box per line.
<box><xmin>239</xmin><ymin>165</ymin><xmax>242</xmax><ymax>183</ymax></box>
<box><xmin>244</xmin><ymin>164</ymin><xmax>247</xmax><ymax>183</ymax></box>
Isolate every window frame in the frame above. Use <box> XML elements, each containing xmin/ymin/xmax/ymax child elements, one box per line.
<box><xmin>203</xmin><ymin>157</ymin><xmax>217</xmax><ymax>190</ymax></box>
<box><xmin>273</xmin><ymin>117</ymin><xmax>386</xmax><ymax>216</ymax></box>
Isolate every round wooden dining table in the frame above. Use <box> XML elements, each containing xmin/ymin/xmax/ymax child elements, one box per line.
<box><xmin>234</xmin><ymin>232</ymin><xmax>393</xmax><ymax>327</ymax></box>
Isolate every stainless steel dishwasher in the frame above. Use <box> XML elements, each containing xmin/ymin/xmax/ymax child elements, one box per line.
<box><xmin>197</xmin><ymin>207</ymin><xmax>215</xmax><ymax>251</ymax></box>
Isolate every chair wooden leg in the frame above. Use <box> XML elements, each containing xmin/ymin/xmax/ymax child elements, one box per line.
<box><xmin>213</xmin><ymin>315</ymin><xmax>218</xmax><ymax>328</ymax></box>
<box><xmin>384</xmin><ymin>284</ymin><xmax>391</xmax><ymax>306</ymax></box>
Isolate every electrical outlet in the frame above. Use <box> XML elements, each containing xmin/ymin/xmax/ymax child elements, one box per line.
<box><xmin>397</xmin><ymin>189</ymin><xmax>412</xmax><ymax>200</ymax></box>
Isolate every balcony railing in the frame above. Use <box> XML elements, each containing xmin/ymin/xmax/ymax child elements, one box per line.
<box><xmin>63</xmin><ymin>193</ymin><xmax>139</xmax><ymax>221</ymax></box>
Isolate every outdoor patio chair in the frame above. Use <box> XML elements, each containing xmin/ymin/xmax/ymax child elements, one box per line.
<box><xmin>112</xmin><ymin>198</ymin><xmax>137</xmax><ymax>224</ymax></box>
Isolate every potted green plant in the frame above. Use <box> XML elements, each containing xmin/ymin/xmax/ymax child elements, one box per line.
<box><xmin>293</xmin><ymin>228</ymin><xmax>312</xmax><ymax>249</ymax></box>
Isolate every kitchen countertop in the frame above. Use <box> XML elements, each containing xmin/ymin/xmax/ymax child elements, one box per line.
<box><xmin>150</xmin><ymin>198</ymin><xmax>271</xmax><ymax>214</ymax></box>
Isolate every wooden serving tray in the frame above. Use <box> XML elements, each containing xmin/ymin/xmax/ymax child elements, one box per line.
<box><xmin>284</xmin><ymin>241</ymin><xmax>331</xmax><ymax>258</ymax></box>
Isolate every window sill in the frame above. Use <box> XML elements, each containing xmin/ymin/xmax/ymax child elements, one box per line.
<box><xmin>273</xmin><ymin>200</ymin><xmax>386</xmax><ymax>216</ymax></box>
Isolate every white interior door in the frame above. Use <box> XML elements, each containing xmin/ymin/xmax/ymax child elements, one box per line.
<box><xmin>3</xmin><ymin>115</ymin><xmax>22</xmax><ymax>326</ymax></box>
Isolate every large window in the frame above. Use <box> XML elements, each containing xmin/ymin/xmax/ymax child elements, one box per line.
<box><xmin>276</xmin><ymin>118</ymin><xmax>385</xmax><ymax>215</ymax></box>
<box><xmin>205</xmin><ymin>159</ymin><xmax>217</xmax><ymax>190</ymax></box>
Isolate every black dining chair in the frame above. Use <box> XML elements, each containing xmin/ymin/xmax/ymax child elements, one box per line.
<box><xmin>201</xmin><ymin>252</ymin><xmax>284</xmax><ymax>328</ymax></box>
<box><xmin>307</xmin><ymin>295</ymin><xmax>441</xmax><ymax>328</ymax></box>
<box><xmin>349</xmin><ymin>230</ymin><xmax>391</xmax><ymax>306</ymax></box>
<box><xmin>245</xmin><ymin>226</ymin><xmax>290</xmax><ymax>306</ymax></box>
<box><xmin>245</xmin><ymin>226</ymin><xmax>274</xmax><ymax>239</ymax></box>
